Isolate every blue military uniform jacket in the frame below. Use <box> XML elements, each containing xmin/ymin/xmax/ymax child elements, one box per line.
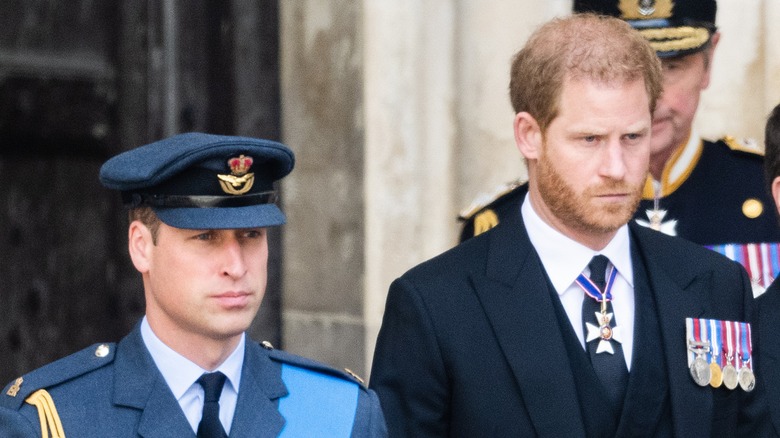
<box><xmin>0</xmin><ymin>324</ymin><xmax>387</xmax><ymax>437</ymax></box>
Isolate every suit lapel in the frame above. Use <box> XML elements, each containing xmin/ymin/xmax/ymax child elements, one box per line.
<box><xmin>471</xmin><ymin>210</ymin><xmax>586</xmax><ymax>437</ymax></box>
<box><xmin>228</xmin><ymin>342</ymin><xmax>287</xmax><ymax>438</ymax></box>
<box><xmin>629</xmin><ymin>224</ymin><xmax>713</xmax><ymax>437</ymax></box>
<box><xmin>112</xmin><ymin>326</ymin><xmax>195</xmax><ymax>438</ymax></box>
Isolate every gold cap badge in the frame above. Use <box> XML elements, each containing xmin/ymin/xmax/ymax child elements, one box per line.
<box><xmin>218</xmin><ymin>155</ymin><xmax>255</xmax><ymax>195</ymax></box>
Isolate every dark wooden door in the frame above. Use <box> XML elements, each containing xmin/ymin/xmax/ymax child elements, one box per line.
<box><xmin>0</xmin><ymin>0</ymin><xmax>281</xmax><ymax>385</ymax></box>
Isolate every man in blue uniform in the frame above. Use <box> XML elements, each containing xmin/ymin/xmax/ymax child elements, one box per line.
<box><xmin>372</xmin><ymin>13</ymin><xmax>769</xmax><ymax>436</ymax></box>
<box><xmin>757</xmin><ymin>103</ymin><xmax>780</xmax><ymax>435</ymax></box>
<box><xmin>459</xmin><ymin>0</ymin><xmax>780</xmax><ymax>295</ymax></box>
<box><xmin>0</xmin><ymin>133</ymin><xmax>386</xmax><ymax>437</ymax></box>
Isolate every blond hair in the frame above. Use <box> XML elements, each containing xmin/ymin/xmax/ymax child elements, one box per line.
<box><xmin>509</xmin><ymin>13</ymin><xmax>662</xmax><ymax>132</ymax></box>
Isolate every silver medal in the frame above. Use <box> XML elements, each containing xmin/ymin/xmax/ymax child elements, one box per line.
<box><xmin>722</xmin><ymin>364</ymin><xmax>738</xmax><ymax>390</ymax></box>
<box><xmin>689</xmin><ymin>355</ymin><xmax>711</xmax><ymax>387</ymax></box>
<box><xmin>738</xmin><ymin>367</ymin><xmax>756</xmax><ymax>392</ymax></box>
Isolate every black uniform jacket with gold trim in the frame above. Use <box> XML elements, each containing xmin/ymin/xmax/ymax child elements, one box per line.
<box><xmin>372</xmin><ymin>209</ymin><xmax>770</xmax><ymax>436</ymax></box>
<box><xmin>0</xmin><ymin>323</ymin><xmax>386</xmax><ymax>437</ymax></box>
<box><xmin>635</xmin><ymin>137</ymin><xmax>780</xmax><ymax>246</ymax></box>
<box><xmin>460</xmin><ymin>138</ymin><xmax>780</xmax><ymax>247</ymax></box>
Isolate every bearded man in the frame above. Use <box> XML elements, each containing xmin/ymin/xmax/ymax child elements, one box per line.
<box><xmin>370</xmin><ymin>13</ymin><xmax>769</xmax><ymax>437</ymax></box>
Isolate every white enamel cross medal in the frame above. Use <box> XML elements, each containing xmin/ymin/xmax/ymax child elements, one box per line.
<box><xmin>577</xmin><ymin>263</ymin><xmax>622</xmax><ymax>355</ymax></box>
<box><xmin>585</xmin><ymin>310</ymin><xmax>623</xmax><ymax>354</ymax></box>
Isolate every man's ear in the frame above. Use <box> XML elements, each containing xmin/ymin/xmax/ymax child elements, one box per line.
<box><xmin>701</xmin><ymin>31</ymin><xmax>720</xmax><ymax>90</ymax></box>
<box><xmin>514</xmin><ymin>112</ymin><xmax>543</xmax><ymax>160</ymax></box>
<box><xmin>128</xmin><ymin>220</ymin><xmax>153</xmax><ymax>274</ymax></box>
<box><xmin>772</xmin><ymin>176</ymin><xmax>780</xmax><ymax>215</ymax></box>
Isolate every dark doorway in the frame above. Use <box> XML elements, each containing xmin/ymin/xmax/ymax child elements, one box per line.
<box><xmin>0</xmin><ymin>0</ymin><xmax>282</xmax><ymax>385</ymax></box>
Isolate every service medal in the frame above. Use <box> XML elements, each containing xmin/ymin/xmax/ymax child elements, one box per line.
<box><xmin>709</xmin><ymin>361</ymin><xmax>723</xmax><ymax>388</ymax></box>
<box><xmin>738</xmin><ymin>367</ymin><xmax>756</xmax><ymax>392</ymax></box>
<box><xmin>722</xmin><ymin>363</ymin><xmax>738</xmax><ymax>390</ymax></box>
<box><xmin>689</xmin><ymin>355</ymin><xmax>711</xmax><ymax>387</ymax></box>
<box><xmin>708</xmin><ymin>319</ymin><xmax>723</xmax><ymax>388</ymax></box>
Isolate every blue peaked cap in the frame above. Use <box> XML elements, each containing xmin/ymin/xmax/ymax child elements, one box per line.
<box><xmin>99</xmin><ymin>132</ymin><xmax>295</xmax><ymax>229</ymax></box>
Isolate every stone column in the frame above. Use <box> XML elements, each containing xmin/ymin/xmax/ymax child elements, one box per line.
<box><xmin>280</xmin><ymin>0</ymin><xmax>368</xmax><ymax>375</ymax></box>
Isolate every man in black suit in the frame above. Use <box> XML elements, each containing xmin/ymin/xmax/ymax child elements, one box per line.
<box><xmin>370</xmin><ymin>13</ymin><xmax>767</xmax><ymax>437</ymax></box>
<box><xmin>459</xmin><ymin>0</ymin><xmax>780</xmax><ymax>297</ymax></box>
<box><xmin>757</xmin><ymin>102</ymin><xmax>780</xmax><ymax>435</ymax></box>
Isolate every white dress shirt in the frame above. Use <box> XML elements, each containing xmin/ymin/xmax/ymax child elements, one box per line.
<box><xmin>141</xmin><ymin>317</ymin><xmax>244</xmax><ymax>434</ymax></box>
<box><xmin>522</xmin><ymin>193</ymin><xmax>636</xmax><ymax>369</ymax></box>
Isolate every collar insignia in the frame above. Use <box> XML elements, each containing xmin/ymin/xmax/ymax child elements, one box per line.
<box><xmin>6</xmin><ymin>377</ymin><xmax>23</xmax><ymax>397</ymax></box>
<box><xmin>218</xmin><ymin>155</ymin><xmax>255</xmax><ymax>195</ymax></box>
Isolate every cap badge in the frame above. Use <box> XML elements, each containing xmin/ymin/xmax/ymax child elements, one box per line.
<box><xmin>638</xmin><ymin>0</ymin><xmax>655</xmax><ymax>15</ymax></box>
<box><xmin>218</xmin><ymin>155</ymin><xmax>255</xmax><ymax>195</ymax></box>
<box><xmin>619</xmin><ymin>0</ymin><xmax>673</xmax><ymax>20</ymax></box>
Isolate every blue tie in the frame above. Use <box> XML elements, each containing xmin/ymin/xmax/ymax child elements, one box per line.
<box><xmin>582</xmin><ymin>255</ymin><xmax>629</xmax><ymax>410</ymax></box>
<box><xmin>196</xmin><ymin>372</ymin><xmax>228</xmax><ymax>438</ymax></box>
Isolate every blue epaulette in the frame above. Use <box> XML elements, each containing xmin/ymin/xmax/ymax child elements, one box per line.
<box><xmin>263</xmin><ymin>341</ymin><xmax>367</xmax><ymax>388</ymax></box>
<box><xmin>1</xmin><ymin>343</ymin><xmax>116</xmax><ymax>410</ymax></box>
<box><xmin>261</xmin><ymin>342</ymin><xmax>365</xmax><ymax>437</ymax></box>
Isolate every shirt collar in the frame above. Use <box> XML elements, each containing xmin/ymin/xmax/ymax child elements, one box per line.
<box><xmin>140</xmin><ymin>317</ymin><xmax>245</xmax><ymax>400</ymax></box>
<box><xmin>522</xmin><ymin>193</ymin><xmax>634</xmax><ymax>294</ymax></box>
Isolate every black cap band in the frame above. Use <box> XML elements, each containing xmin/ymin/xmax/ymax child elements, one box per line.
<box><xmin>124</xmin><ymin>191</ymin><xmax>278</xmax><ymax>209</ymax></box>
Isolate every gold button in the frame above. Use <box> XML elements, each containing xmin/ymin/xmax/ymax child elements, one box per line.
<box><xmin>742</xmin><ymin>199</ymin><xmax>763</xmax><ymax>219</ymax></box>
<box><xmin>261</xmin><ymin>341</ymin><xmax>274</xmax><ymax>350</ymax></box>
<box><xmin>95</xmin><ymin>344</ymin><xmax>110</xmax><ymax>358</ymax></box>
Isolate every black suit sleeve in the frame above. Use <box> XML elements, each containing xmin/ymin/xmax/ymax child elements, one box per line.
<box><xmin>732</xmin><ymin>260</ymin><xmax>774</xmax><ymax>437</ymax></box>
<box><xmin>370</xmin><ymin>276</ymin><xmax>450</xmax><ymax>437</ymax></box>
<box><xmin>750</xmin><ymin>279</ymin><xmax>780</xmax><ymax>437</ymax></box>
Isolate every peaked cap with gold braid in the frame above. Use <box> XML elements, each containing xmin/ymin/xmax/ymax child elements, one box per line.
<box><xmin>574</xmin><ymin>0</ymin><xmax>717</xmax><ymax>58</ymax></box>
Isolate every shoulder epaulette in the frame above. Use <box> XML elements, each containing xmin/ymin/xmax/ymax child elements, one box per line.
<box><xmin>722</xmin><ymin>135</ymin><xmax>764</xmax><ymax>156</ymax></box>
<box><xmin>458</xmin><ymin>178</ymin><xmax>527</xmax><ymax>221</ymax></box>
<box><xmin>263</xmin><ymin>342</ymin><xmax>367</xmax><ymax>389</ymax></box>
<box><xmin>1</xmin><ymin>343</ymin><xmax>116</xmax><ymax>410</ymax></box>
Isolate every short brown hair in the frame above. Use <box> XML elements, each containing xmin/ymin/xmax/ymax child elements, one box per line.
<box><xmin>128</xmin><ymin>206</ymin><xmax>161</xmax><ymax>244</ymax></box>
<box><xmin>509</xmin><ymin>13</ymin><xmax>662</xmax><ymax>133</ymax></box>
<box><xmin>765</xmin><ymin>103</ymin><xmax>780</xmax><ymax>194</ymax></box>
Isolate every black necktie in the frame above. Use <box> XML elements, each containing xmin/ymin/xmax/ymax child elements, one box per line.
<box><xmin>582</xmin><ymin>255</ymin><xmax>629</xmax><ymax>410</ymax></box>
<box><xmin>196</xmin><ymin>372</ymin><xmax>228</xmax><ymax>438</ymax></box>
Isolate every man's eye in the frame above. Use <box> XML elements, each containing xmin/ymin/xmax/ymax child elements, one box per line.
<box><xmin>243</xmin><ymin>229</ymin><xmax>263</xmax><ymax>239</ymax></box>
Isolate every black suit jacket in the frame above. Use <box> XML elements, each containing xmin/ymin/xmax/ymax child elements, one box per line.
<box><xmin>757</xmin><ymin>278</ymin><xmax>780</xmax><ymax>436</ymax></box>
<box><xmin>371</xmin><ymin>206</ymin><xmax>768</xmax><ymax>437</ymax></box>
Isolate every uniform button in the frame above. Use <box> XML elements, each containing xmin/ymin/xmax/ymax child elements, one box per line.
<box><xmin>742</xmin><ymin>199</ymin><xmax>763</xmax><ymax>219</ymax></box>
<box><xmin>95</xmin><ymin>344</ymin><xmax>110</xmax><ymax>357</ymax></box>
<box><xmin>261</xmin><ymin>341</ymin><xmax>274</xmax><ymax>350</ymax></box>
